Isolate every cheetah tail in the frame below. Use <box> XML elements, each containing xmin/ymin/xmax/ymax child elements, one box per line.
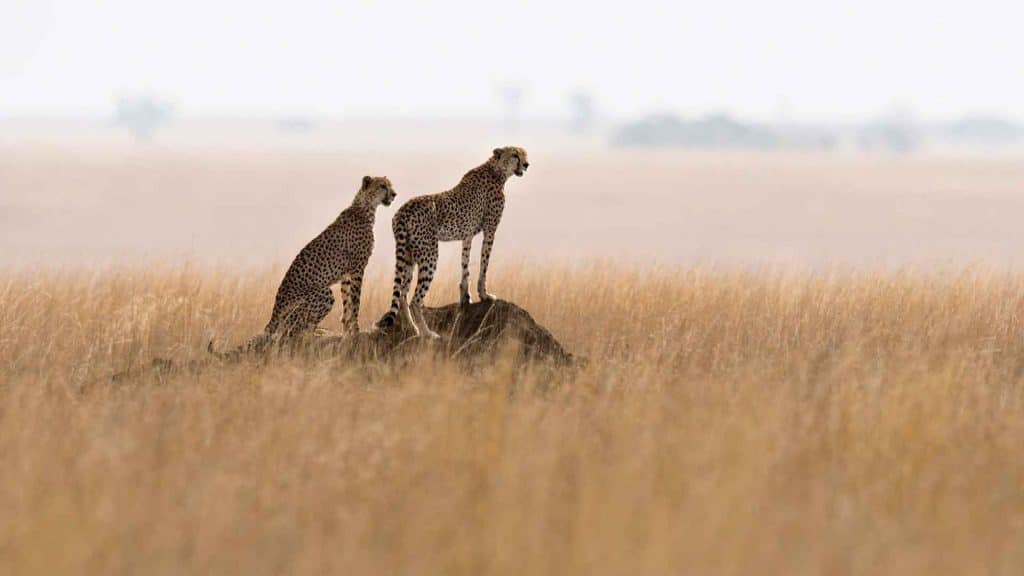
<box><xmin>378</xmin><ymin>222</ymin><xmax>411</xmax><ymax>330</ymax></box>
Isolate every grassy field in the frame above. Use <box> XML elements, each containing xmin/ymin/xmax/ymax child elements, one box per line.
<box><xmin>2</xmin><ymin>264</ymin><xmax>1024</xmax><ymax>575</ymax></box>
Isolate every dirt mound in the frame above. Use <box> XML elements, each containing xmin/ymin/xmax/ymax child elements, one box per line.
<box><xmin>314</xmin><ymin>299</ymin><xmax>576</xmax><ymax>365</ymax></box>
<box><xmin>160</xmin><ymin>301</ymin><xmax>577</xmax><ymax>373</ymax></box>
<box><xmin>114</xmin><ymin>300</ymin><xmax>576</xmax><ymax>383</ymax></box>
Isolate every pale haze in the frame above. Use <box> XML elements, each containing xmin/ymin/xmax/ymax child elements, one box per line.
<box><xmin>2</xmin><ymin>0</ymin><xmax>1022</xmax><ymax>121</ymax></box>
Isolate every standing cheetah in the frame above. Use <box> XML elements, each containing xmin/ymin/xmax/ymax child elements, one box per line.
<box><xmin>213</xmin><ymin>176</ymin><xmax>396</xmax><ymax>357</ymax></box>
<box><xmin>376</xmin><ymin>146</ymin><xmax>529</xmax><ymax>338</ymax></box>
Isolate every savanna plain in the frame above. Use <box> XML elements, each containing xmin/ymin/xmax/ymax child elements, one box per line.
<box><xmin>2</xmin><ymin>145</ymin><xmax>1024</xmax><ymax>575</ymax></box>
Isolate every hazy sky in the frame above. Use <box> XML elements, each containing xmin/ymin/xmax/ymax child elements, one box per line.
<box><xmin>2</xmin><ymin>0</ymin><xmax>1021</xmax><ymax>122</ymax></box>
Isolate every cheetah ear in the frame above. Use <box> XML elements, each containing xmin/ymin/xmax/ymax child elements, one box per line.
<box><xmin>362</xmin><ymin>175</ymin><xmax>373</xmax><ymax>189</ymax></box>
<box><xmin>492</xmin><ymin>148</ymin><xmax>502</xmax><ymax>160</ymax></box>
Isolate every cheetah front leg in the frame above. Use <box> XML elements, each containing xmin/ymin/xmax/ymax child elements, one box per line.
<box><xmin>460</xmin><ymin>238</ymin><xmax>472</xmax><ymax>307</ymax></box>
<box><xmin>340</xmin><ymin>272</ymin><xmax>363</xmax><ymax>335</ymax></box>
<box><xmin>338</xmin><ymin>275</ymin><xmax>351</xmax><ymax>324</ymax></box>
<box><xmin>477</xmin><ymin>229</ymin><xmax>497</xmax><ymax>302</ymax></box>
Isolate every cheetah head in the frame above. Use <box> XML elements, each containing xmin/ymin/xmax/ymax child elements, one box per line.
<box><xmin>491</xmin><ymin>146</ymin><xmax>529</xmax><ymax>178</ymax></box>
<box><xmin>360</xmin><ymin>175</ymin><xmax>396</xmax><ymax>206</ymax></box>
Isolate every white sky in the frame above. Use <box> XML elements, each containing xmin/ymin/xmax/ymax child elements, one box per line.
<box><xmin>1</xmin><ymin>0</ymin><xmax>1021</xmax><ymax>122</ymax></box>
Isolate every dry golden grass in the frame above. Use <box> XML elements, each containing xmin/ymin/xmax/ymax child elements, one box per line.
<box><xmin>2</xmin><ymin>264</ymin><xmax>1024</xmax><ymax>575</ymax></box>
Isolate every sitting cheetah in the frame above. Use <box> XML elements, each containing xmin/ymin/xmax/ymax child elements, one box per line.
<box><xmin>376</xmin><ymin>146</ymin><xmax>529</xmax><ymax>338</ymax></box>
<box><xmin>264</xmin><ymin>175</ymin><xmax>396</xmax><ymax>337</ymax></box>
<box><xmin>214</xmin><ymin>176</ymin><xmax>396</xmax><ymax>355</ymax></box>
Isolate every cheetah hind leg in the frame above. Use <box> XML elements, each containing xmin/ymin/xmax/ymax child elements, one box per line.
<box><xmin>399</xmin><ymin>289</ymin><xmax>416</xmax><ymax>336</ymax></box>
<box><xmin>410</xmin><ymin>259</ymin><xmax>440</xmax><ymax>339</ymax></box>
<box><xmin>279</xmin><ymin>288</ymin><xmax>334</xmax><ymax>340</ymax></box>
<box><xmin>396</xmin><ymin>261</ymin><xmax>417</xmax><ymax>334</ymax></box>
<box><xmin>409</xmin><ymin>304</ymin><xmax>437</xmax><ymax>339</ymax></box>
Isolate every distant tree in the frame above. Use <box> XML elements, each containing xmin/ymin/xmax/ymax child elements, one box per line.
<box><xmin>278</xmin><ymin>116</ymin><xmax>316</xmax><ymax>134</ymax></box>
<box><xmin>611</xmin><ymin>114</ymin><xmax>780</xmax><ymax>149</ymax></box>
<box><xmin>857</xmin><ymin>121</ymin><xmax>919</xmax><ymax>153</ymax></box>
<box><xmin>113</xmin><ymin>96</ymin><xmax>173</xmax><ymax>142</ymax></box>
<box><xmin>498</xmin><ymin>84</ymin><xmax>524</xmax><ymax>133</ymax></box>
<box><xmin>858</xmin><ymin>109</ymin><xmax>920</xmax><ymax>154</ymax></box>
<box><xmin>948</xmin><ymin>116</ymin><xmax>1022</xmax><ymax>144</ymax></box>
<box><xmin>568</xmin><ymin>90</ymin><xmax>595</xmax><ymax>135</ymax></box>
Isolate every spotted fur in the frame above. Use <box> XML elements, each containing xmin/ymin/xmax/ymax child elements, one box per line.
<box><xmin>376</xmin><ymin>146</ymin><xmax>529</xmax><ymax>338</ymax></box>
<box><xmin>264</xmin><ymin>175</ymin><xmax>395</xmax><ymax>337</ymax></box>
<box><xmin>212</xmin><ymin>176</ymin><xmax>396</xmax><ymax>356</ymax></box>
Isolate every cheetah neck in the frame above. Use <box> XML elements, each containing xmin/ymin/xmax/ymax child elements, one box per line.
<box><xmin>342</xmin><ymin>199</ymin><xmax>380</xmax><ymax>223</ymax></box>
<box><xmin>492</xmin><ymin>160</ymin><xmax>514</xmax><ymax>181</ymax></box>
<box><xmin>469</xmin><ymin>162</ymin><xmax>510</xmax><ymax>188</ymax></box>
<box><xmin>350</xmin><ymin>194</ymin><xmax>382</xmax><ymax>212</ymax></box>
